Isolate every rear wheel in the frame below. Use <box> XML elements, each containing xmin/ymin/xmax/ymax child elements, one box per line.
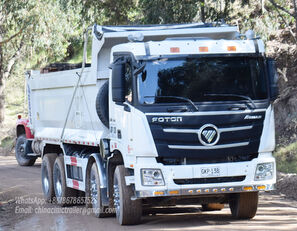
<box><xmin>41</xmin><ymin>154</ymin><xmax>57</xmax><ymax>202</ymax></box>
<box><xmin>201</xmin><ymin>203</ymin><xmax>224</xmax><ymax>211</ymax></box>
<box><xmin>86</xmin><ymin>162</ymin><xmax>111</xmax><ymax>217</ymax></box>
<box><xmin>229</xmin><ymin>192</ymin><xmax>258</xmax><ymax>219</ymax></box>
<box><xmin>15</xmin><ymin>135</ymin><xmax>36</xmax><ymax>166</ymax></box>
<box><xmin>53</xmin><ymin>155</ymin><xmax>76</xmax><ymax>206</ymax></box>
<box><xmin>113</xmin><ymin>165</ymin><xmax>142</xmax><ymax>225</ymax></box>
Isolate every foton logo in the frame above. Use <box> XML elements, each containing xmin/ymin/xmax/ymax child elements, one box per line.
<box><xmin>152</xmin><ymin>117</ymin><xmax>182</xmax><ymax>123</ymax></box>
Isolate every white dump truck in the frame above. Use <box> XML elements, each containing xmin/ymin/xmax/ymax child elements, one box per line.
<box><xmin>15</xmin><ymin>23</ymin><xmax>278</xmax><ymax>225</ymax></box>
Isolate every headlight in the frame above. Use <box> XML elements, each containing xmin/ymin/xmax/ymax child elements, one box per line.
<box><xmin>141</xmin><ymin>169</ymin><xmax>165</xmax><ymax>186</ymax></box>
<box><xmin>254</xmin><ymin>162</ymin><xmax>274</xmax><ymax>181</ymax></box>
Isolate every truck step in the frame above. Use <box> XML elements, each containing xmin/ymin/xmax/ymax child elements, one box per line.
<box><xmin>26</xmin><ymin>153</ymin><xmax>40</xmax><ymax>157</ymax></box>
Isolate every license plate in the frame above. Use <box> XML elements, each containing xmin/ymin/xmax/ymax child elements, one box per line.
<box><xmin>200</xmin><ymin>167</ymin><xmax>221</xmax><ymax>177</ymax></box>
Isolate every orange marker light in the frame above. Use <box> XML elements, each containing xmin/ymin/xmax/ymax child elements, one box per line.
<box><xmin>257</xmin><ymin>185</ymin><xmax>266</xmax><ymax>190</ymax></box>
<box><xmin>243</xmin><ymin>186</ymin><xmax>253</xmax><ymax>191</ymax></box>
<box><xmin>170</xmin><ymin>47</ymin><xmax>180</xmax><ymax>53</ymax></box>
<box><xmin>227</xmin><ymin>46</ymin><xmax>237</xmax><ymax>51</ymax></box>
<box><xmin>154</xmin><ymin>191</ymin><xmax>164</xmax><ymax>196</ymax></box>
<box><xmin>199</xmin><ymin>47</ymin><xmax>209</xmax><ymax>52</ymax></box>
<box><xmin>169</xmin><ymin>190</ymin><xmax>179</xmax><ymax>195</ymax></box>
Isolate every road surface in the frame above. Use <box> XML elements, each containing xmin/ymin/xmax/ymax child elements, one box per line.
<box><xmin>1</xmin><ymin>156</ymin><xmax>297</xmax><ymax>231</ymax></box>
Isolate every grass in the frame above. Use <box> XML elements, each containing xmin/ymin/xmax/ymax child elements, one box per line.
<box><xmin>273</xmin><ymin>141</ymin><xmax>297</xmax><ymax>173</ymax></box>
<box><xmin>0</xmin><ymin>71</ymin><xmax>25</xmax><ymax>155</ymax></box>
<box><xmin>0</xmin><ymin>136</ymin><xmax>14</xmax><ymax>149</ymax></box>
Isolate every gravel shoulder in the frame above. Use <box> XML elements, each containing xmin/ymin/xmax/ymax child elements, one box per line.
<box><xmin>1</xmin><ymin>156</ymin><xmax>297</xmax><ymax>231</ymax></box>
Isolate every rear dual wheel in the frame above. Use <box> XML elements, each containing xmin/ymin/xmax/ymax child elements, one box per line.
<box><xmin>86</xmin><ymin>162</ymin><xmax>111</xmax><ymax>217</ymax></box>
<box><xmin>41</xmin><ymin>154</ymin><xmax>57</xmax><ymax>202</ymax></box>
<box><xmin>42</xmin><ymin>154</ymin><xmax>76</xmax><ymax>205</ymax></box>
<box><xmin>53</xmin><ymin>155</ymin><xmax>77</xmax><ymax>206</ymax></box>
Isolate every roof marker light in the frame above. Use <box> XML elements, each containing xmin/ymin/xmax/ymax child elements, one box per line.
<box><xmin>199</xmin><ymin>47</ymin><xmax>208</xmax><ymax>52</ymax></box>
<box><xmin>227</xmin><ymin>46</ymin><xmax>237</xmax><ymax>51</ymax></box>
<box><xmin>170</xmin><ymin>47</ymin><xmax>180</xmax><ymax>53</ymax></box>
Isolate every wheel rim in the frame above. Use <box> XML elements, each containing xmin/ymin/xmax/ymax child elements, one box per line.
<box><xmin>42</xmin><ymin>165</ymin><xmax>49</xmax><ymax>194</ymax></box>
<box><xmin>90</xmin><ymin>167</ymin><xmax>98</xmax><ymax>209</ymax></box>
<box><xmin>17</xmin><ymin>141</ymin><xmax>26</xmax><ymax>158</ymax></box>
<box><xmin>54</xmin><ymin>164</ymin><xmax>62</xmax><ymax>199</ymax></box>
<box><xmin>113</xmin><ymin>177</ymin><xmax>120</xmax><ymax>216</ymax></box>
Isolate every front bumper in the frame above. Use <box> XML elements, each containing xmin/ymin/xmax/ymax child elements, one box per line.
<box><xmin>133</xmin><ymin>152</ymin><xmax>276</xmax><ymax>198</ymax></box>
<box><xmin>136</xmin><ymin>183</ymin><xmax>275</xmax><ymax>198</ymax></box>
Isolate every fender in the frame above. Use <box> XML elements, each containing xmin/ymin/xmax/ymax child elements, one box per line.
<box><xmin>16</xmin><ymin>118</ymin><xmax>34</xmax><ymax>139</ymax></box>
<box><xmin>86</xmin><ymin>153</ymin><xmax>109</xmax><ymax>206</ymax></box>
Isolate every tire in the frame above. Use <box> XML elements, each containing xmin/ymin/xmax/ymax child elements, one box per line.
<box><xmin>113</xmin><ymin>165</ymin><xmax>142</xmax><ymax>225</ymax></box>
<box><xmin>86</xmin><ymin>162</ymin><xmax>111</xmax><ymax>218</ymax></box>
<box><xmin>53</xmin><ymin>155</ymin><xmax>77</xmax><ymax>206</ymax></box>
<box><xmin>41</xmin><ymin>154</ymin><xmax>57</xmax><ymax>202</ymax></box>
<box><xmin>201</xmin><ymin>203</ymin><xmax>224</xmax><ymax>211</ymax></box>
<box><xmin>229</xmin><ymin>192</ymin><xmax>258</xmax><ymax>219</ymax></box>
<box><xmin>15</xmin><ymin>135</ymin><xmax>36</xmax><ymax>166</ymax></box>
<box><xmin>96</xmin><ymin>81</ymin><xmax>109</xmax><ymax>128</ymax></box>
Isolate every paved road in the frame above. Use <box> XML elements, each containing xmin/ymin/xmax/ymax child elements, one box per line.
<box><xmin>1</xmin><ymin>156</ymin><xmax>297</xmax><ymax>231</ymax></box>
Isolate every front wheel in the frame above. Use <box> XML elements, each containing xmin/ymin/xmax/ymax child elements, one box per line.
<box><xmin>113</xmin><ymin>165</ymin><xmax>142</xmax><ymax>225</ymax></box>
<box><xmin>229</xmin><ymin>192</ymin><xmax>258</xmax><ymax>219</ymax></box>
<box><xmin>15</xmin><ymin>135</ymin><xmax>36</xmax><ymax>166</ymax></box>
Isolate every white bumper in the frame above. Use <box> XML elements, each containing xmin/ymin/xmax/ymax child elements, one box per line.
<box><xmin>132</xmin><ymin>152</ymin><xmax>276</xmax><ymax>198</ymax></box>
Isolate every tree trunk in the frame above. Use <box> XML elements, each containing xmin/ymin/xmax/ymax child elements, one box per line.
<box><xmin>200</xmin><ymin>0</ymin><xmax>205</xmax><ymax>22</ymax></box>
<box><xmin>0</xmin><ymin>41</ymin><xmax>4</xmax><ymax>124</ymax></box>
<box><xmin>261</xmin><ymin>0</ymin><xmax>266</xmax><ymax>13</ymax></box>
<box><xmin>293</xmin><ymin>0</ymin><xmax>297</xmax><ymax>39</ymax></box>
<box><xmin>0</xmin><ymin>76</ymin><xmax>5</xmax><ymax>124</ymax></box>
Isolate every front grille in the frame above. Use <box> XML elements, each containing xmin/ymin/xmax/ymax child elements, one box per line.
<box><xmin>174</xmin><ymin>176</ymin><xmax>246</xmax><ymax>185</ymax></box>
<box><xmin>147</xmin><ymin>112</ymin><xmax>265</xmax><ymax>160</ymax></box>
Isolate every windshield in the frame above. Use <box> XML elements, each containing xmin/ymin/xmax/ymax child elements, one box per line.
<box><xmin>137</xmin><ymin>57</ymin><xmax>268</xmax><ymax>104</ymax></box>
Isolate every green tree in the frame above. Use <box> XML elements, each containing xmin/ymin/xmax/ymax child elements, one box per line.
<box><xmin>64</xmin><ymin>0</ymin><xmax>137</xmax><ymax>25</ymax></box>
<box><xmin>139</xmin><ymin>0</ymin><xmax>199</xmax><ymax>24</ymax></box>
<box><xmin>0</xmin><ymin>0</ymin><xmax>78</xmax><ymax>124</ymax></box>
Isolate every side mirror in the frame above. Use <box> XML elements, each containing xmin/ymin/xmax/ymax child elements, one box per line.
<box><xmin>112</xmin><ymin>63</ymin><xmax>125</xmax><ymax>103</ymax></box>
<box><xmin>267</xmin><ymin>58</ymin><xmax>279</xmax><ymax>101</ymax></box>
<box><xmin>133</xmin><ymin>63</ymin><xmax>145</xmax><ymax>76</ymax></box>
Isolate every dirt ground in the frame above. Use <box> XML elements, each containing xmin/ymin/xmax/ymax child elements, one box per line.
<box><xmin>1</xmin><ymin>156</ymin><xmax>297</xmax><ymax>231</ymax></box>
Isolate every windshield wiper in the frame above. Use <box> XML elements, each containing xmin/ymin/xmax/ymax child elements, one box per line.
<box><xmin>144</xmin><ymin>96</ymin><xmax>199</xmax><ymax>112</ymax></box>
<box><xmin>204</xmin><ymin>93</ymin><xmax>256</xmax><ymax>109</ymax></box>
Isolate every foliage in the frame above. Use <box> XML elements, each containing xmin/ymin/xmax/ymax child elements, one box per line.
<box><xmin>274</xmin><ymin>141</ymin><xmax>297</xmax><ymax>173</ymax></box>
<box><xmin>139</xmin><ymin>0</ymin><xmax>199</xmax><ymax>24</ymax></box>
<box><xmin>1</xmin><ymin>0</ymin><xmax>297</xmax><ymax>172</ymax></box>
<box><xmin>63</xmin><ymin>0</ymin><xmax>137</xmax><ymax>25</ymax></box>
<box><xmin>0</xmin><ymin>0</ymin><xmax>80</xmax><ymax>123</ymax></box>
